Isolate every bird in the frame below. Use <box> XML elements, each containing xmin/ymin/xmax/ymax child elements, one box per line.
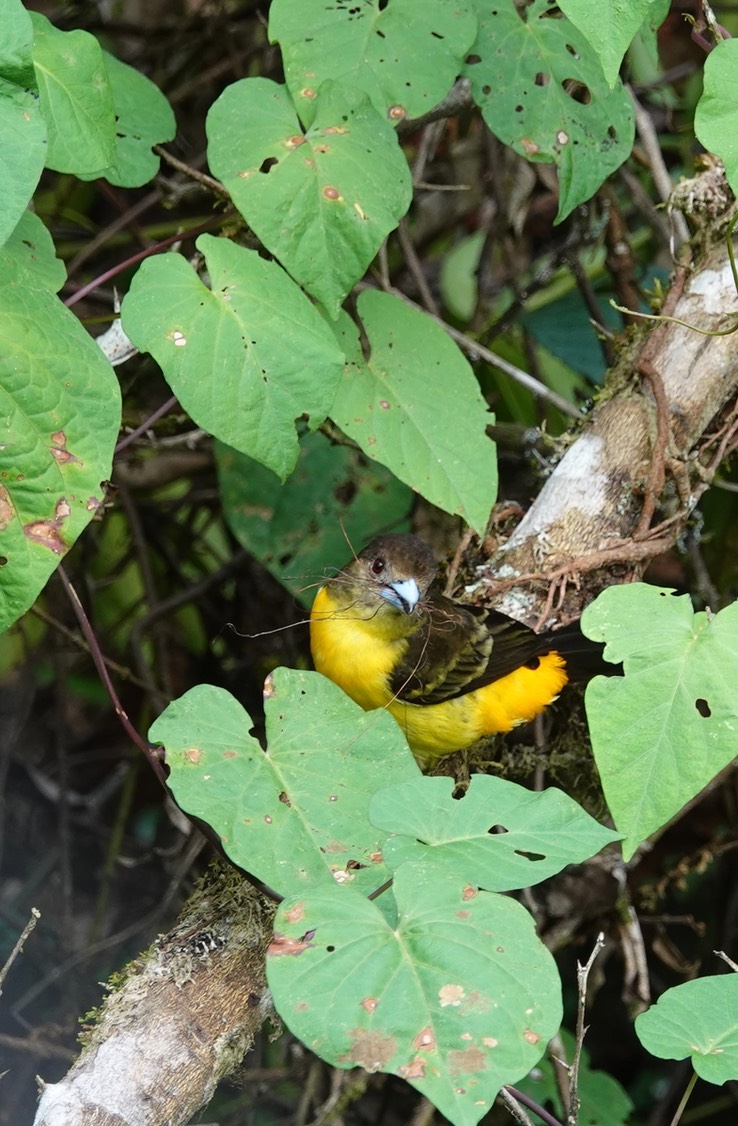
<box><xmin>310</xmin><ymin>532</ymin><xmax>607</xmax><ymax>768</ymax></box>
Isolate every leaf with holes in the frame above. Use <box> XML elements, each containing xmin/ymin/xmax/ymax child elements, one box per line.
<box><xmin>582</xmin><ymin>584</ymin><xmax>738</xmax><ymax>860</ymax></box>
<box><xmin>216</xmin><ymin>433</ymin><xmax>412</xmax><ymax>608</ymax></box>
<box><xmin>557</xmin><ymin>0</ymin><xmax>669</xmax><ymax>87</ymax></box>
<box><xmin>268</xmin><ymin>862</ymin><xmax>562</xmax><ymax>1126</ymax></box>
<box><xmin>462</xmin><ymin>0</ymin><xmax>634</xmax><ymax>221</ymax></box>
<box><xmin>0</xmin><ymin>0</ymin><xmax>47</xmax><ymax>247</ymax></box>
<box><xmin>155</xmin><ymin>669</ymin><xmax>420</xmax><ymax>898</ymax></box>
<box><xmin>206</xmin><ymin>77</ymin><xmax>412</xmax><ymax>315</ymax></box>
<box><xmin>121</xmin><ymin>235</ymin><xmax>345</xmax><ymax>481</ymax></box>
<box><xmin>370</xmin><ymin>775</ymin><xmax>620</xmax><ymax>891</ymax></box>
<box><xmin>329</xmin><ymin>289</ymin><xmax>496</xmax><ymax>535</ymax></box>
<box><xmin>269</xmin><ymin>0</ymin><xmax>477</xmax><ymax>125</ymax></box>
<box><xmin>0</xmin><ymin>248</ymin><xmax>120</xmax><ymax>632</ymax></box>
<box><xmin>636</xmin><ymin>975</ymin><xmax>738</xmax><ymax>1085</ymax></box>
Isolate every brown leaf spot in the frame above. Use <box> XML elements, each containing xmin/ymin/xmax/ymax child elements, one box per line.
<box><xmin>285</xmin><ymin>903</ymin><xmax>305</xmax><ymax>924</ymax></box>
<box><xmin>340</xmin><ymin>1028</ymin><xmax>397</xmax><ymax>1072</ymax></box>
<box><xmin>413</xmin><ymin>1027</ymin><xmax>435</xmax><ymax>1051</ymax></box>
<box><xmin>23</xmin><ymin>520</ymin><xmax>66</xmax><ymax>555</ymax></box>
<box><xmin>556</xmin><ymin>130</ymin><xmax>569</xmax><ymax>145</ymax></box>
<box><xmin>51</xmin><ymin>430</ymin><xmax>66</xmax><ymax>446</ymax></box>
<box><xmin>462</xmin><ymin>885</ymin><xmax>478</xmax><ymax>900</ymax></box>
<box><xmin>520</xmin><ymin>136</ymin><xmax>541</xmax><ymax>156</ymax></box>
<box><xmin>314</xmin><ymin>143</ymin><xmax>330</xmax><ymax>153</ymax></box>
<box><xmin>287</xmin><ymin>135</ymin><xmax>306</xmax><ymax>147</ymax></box>
<box><xmin>461</xmin><ymin>991</ymin><xmax>492</xmax><ymax>1014</ymax></box>
<box><xmin>388</xmin><ymin>104</ymin><xmax>406</xmax><ymax>120</ymax></box>
<box><xmin>482</xmin><ymin>1037</ymin><xmax>498</xmax><ymax>1048</ymax></box>
<box><xmin>55</xmin><ymin>498</ymin><xmax>71</xmax><ymax>520</ymax></box>
<box><xmin>267</xmin><ymin>930</ymin><xmax>316</xmax><ymax>957</ymax></box>
<box><xmin>379</xmin><ymin>400</ymin><xmax>391</xmax><ymax>409</ymax></box>
<box><xmin>223</xmin><ymin>750</ymin><xmax>237</xmax><ymax>759</ymax></box>
<box><xmin>323</xmin><ymin>185</ymin><xmax>342</xmax><ymax>201</ymax></box>
<box><xmin>353</xmin><ymin>202</ymin><xmax>367</xmax><ymax>220</ymax></box>
<box><xmin>86</xmin><ymin>496</ymin><xmax>102</xmax><ymax>512</ymax></box>
<box><xmin>361</xmin><ymin>997</ymin><xmax>378</xmax><ymax>1013</ymax></box>
<box><xmin>322</xmin><ymin>126</ymin><xmax>348</xmax><ymax>135</ymax></box>
<box><xmin>50</xmin><ymin>445</ymin><xmax>82</xmax><ymax>465</ymax></box>
<box><xmin>524</xmin><ymin>1029</ymin><xmax>541</xmax><ymax>1045</ymax></box>
<box><xmin>398</xmin><ymin>1057</ymin><xmax>426</xmax><ymax>1079</ymax></box>
<box><xmin>448</xmin><ymin>1047</ymin><xmax>487</xmax><ymax>1076</ymax></box>
<box><xmin>184</xmin><ymin>747</ymin><xmax>202</xmax><ymax>764</ymax></box>
<box><xmin>439</xmin><ymin>984</ymin><xmax>465</xmax><ymax>1007</ymax></box>
<box><xmin>0</xmin><ymin>486</ymin><xmax>15</xmax><ymax>530</ymax></box>
<box><xmin>301</xmin><ymin>87</ymin><xmax>317</xmax><ymax>99</ymax></box>
<box><xmin>263</xmin><ymin>673</ymin><xmax>276</xmax><ymax>700</ymax></box>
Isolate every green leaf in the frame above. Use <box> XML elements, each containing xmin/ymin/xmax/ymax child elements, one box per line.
<box><xmin>78</xmin><ymin>51</ymin><xmax>176</xmax><ymax>188</ymax></box>
<box><xmin>557</xmin><ymin>0</ymin><xmax>669</xmax><ymax>87</ymax></box>
<box><xmin>121</xmin><ymin>234</ymin><xmax>345</xmax><ymax>480</ymax></box>
<box><xmin>154</xmin><ymin>670</ymin><xmax>420</xmax><ymax>898</ymax></box>
<box><xmin>636</xmin><ymin>975</ymin><xmax>738</xmax><ymax>1085</ymax></box>
<box><xmin>270</xmin><ymin>0</ymin><xmax>478</xmax><ymax>124</ymax></box>
<box><xmin>268</xmin><ymin>862</ymin><xmax>562</xmax><ymax>1126</ymax></box>
<box><xmin>0</xmin><ymin>249</ymin><xmax>120</xmax><ymax>632</ymax></box>
<box><xmin>0</xmin><ymin>0</ymin><xmax>47</xmax><ymax>247</ymax></box>
<box><xmin>216</xmin><ymin>432</ymin><xmax>412</xmax><ymax>608</ymax></box>
<box><xmin>30</xmin><ymin>12</ymin><xmax>115</xmax><ymax>176</ymax></box>
<box><xmin>462</xmin><ymin>0</ymin><xmax>634</xmax><ymax>221</ymax></box>
<box><xmin>517</xmin><ymin>1029</ymin><xmax>634</xmax><ymax>1126</ymax></box>
<box><xmin>4</xmin><ymin>210</ymin><xmax>65</xmax><ymax>293</ymax></box>
<box><xmin>582</xmin><ymin>584</ymin><xmax>738</xmax><ymax>860</ymax></box>
<box><xmin>206</xmin><ymin>78</ymin><xmax>412</xmax><ymax>315</ymax></box>
<box><xmin>370</xmin><ymin>775</ymin><xmax>620</xmax><ymax>891</ymax></box>
<box><xmin>330</xmin><ymin>290</ymin><xmax>497</xmax><ymax>535</ymax></box>
<box><xmin>695</xmin><ymin>39</ymin><xmax>738</xmax><ymax>199</ymax></box>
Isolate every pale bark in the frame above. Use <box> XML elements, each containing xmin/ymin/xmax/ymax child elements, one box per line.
<box><xmin>34</xmin><ymin>865</ymin><xmax>274</xmax><ymax>1126</ymax></box>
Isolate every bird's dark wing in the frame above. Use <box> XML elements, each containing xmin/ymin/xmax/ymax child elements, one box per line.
<box><xmin>389</xmin><ymin>590</ymin><xmax>559</xmax><ymax>705</ymax></box>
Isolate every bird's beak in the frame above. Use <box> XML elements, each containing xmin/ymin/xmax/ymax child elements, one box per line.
<box><xmin>380</xmin><ymin>577</ymin><xmax>421</xmax><ymax>614</ymax></box>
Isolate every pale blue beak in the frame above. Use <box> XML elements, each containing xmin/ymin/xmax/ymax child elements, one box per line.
<box><xmin>380</xmin><ymin>577</ymin><xmax>421</xmax><ymax>614</ymax></box>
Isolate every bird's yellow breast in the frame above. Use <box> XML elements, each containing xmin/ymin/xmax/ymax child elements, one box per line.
<box><xmin>310</xmin><ymin>585</ymin><xmax>406</xmax><ymax>711</ymax></box>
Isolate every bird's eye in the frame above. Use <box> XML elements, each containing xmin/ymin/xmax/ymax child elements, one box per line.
<box><xmin>371</xmin><ymin>557</ymin><xmax>385</xmax><ymax>575</ymax></box>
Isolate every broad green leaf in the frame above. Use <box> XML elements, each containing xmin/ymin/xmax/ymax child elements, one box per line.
<box><xmin>582</xmin><ymin>584</ymin><xmax>738</xmax><ymax>860</ymax></box>
<box><xmin>155</xmin><ymin>670</ymin><xmax>420</xmax><ymax>898</ymax></box>
<box><xmin>0</xmin><ymin>0</ymin><xmax>47</xmax><ymax>247</ymax></box>
<box><xmin>0</xmin><ymin>250</ymin><xmax>120</xmax><ymax>632</ymax></box>
<box><xmin>636</xmin><ymin>975</ymin><xmax>738</xmax><ymax>1085</ymax></box>
<box><xmin>206</xmin><ymin>78</ymin><xmax>412</xmax><ymax>315</ymax></box>
<box><xmin>121</xmin><ymin>235</ymin><xmax>345</xmax><ymax>480</ymax></box>
<box><xmin>78</xmin><ymin>51</ymin><xmax>176</xmax><ymax>188</ymax></box>
<box><xmin>557</xmin><ymin>0</ymin><xmax>669</xmax><ymax>87</ymax></box>
<box><xmin>370</xmin><ymin>775</ymin><xmax>620</xmax><ymax>891</ymax></box>
<box><xmin>270</xmin><ymin>0</ymin><xmax>477</xmax><ymax>124</ymax></box>
<box><xmin>4</xmin><ymin>210</ymin><xmax>65</xmax><ymax>293</ymax></box>
<box><xmin>517</xmin><ymin>1029</ymin><xmax>634</xmax><ymax>1126</ymax></box>
<box><xmin>330</xmin><ymin>290</ymin><xmax>496</xmax><ymax>536</ymax></box>
<box><xmin>30</xmin><ymin>12</ymin><xmax>115</xmax><ymax>176</ymax></box>
<box><xmin>268</xmin><ymin>862</ymin><xmax>562</xmax><ymax>1126</ymax></box>
<box><xmin>462</xmin><ymin>0</ymin><xmax>634</xmax><ymax>221</ymax></box>
<box><xmin>215</xmin><ymin>432</ymin><xmax>412</xmax><ymax>608</ymax></box>
<box><xmin>695</xmin><ymin>39</ymin><xmax>738</xmax><ymax>199</ymax></box>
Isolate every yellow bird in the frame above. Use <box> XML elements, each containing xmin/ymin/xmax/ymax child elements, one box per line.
<box><xmin>310</xmin><ymin>533</ymin><xmax>596</xmax><ymax>768</ymax></box>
